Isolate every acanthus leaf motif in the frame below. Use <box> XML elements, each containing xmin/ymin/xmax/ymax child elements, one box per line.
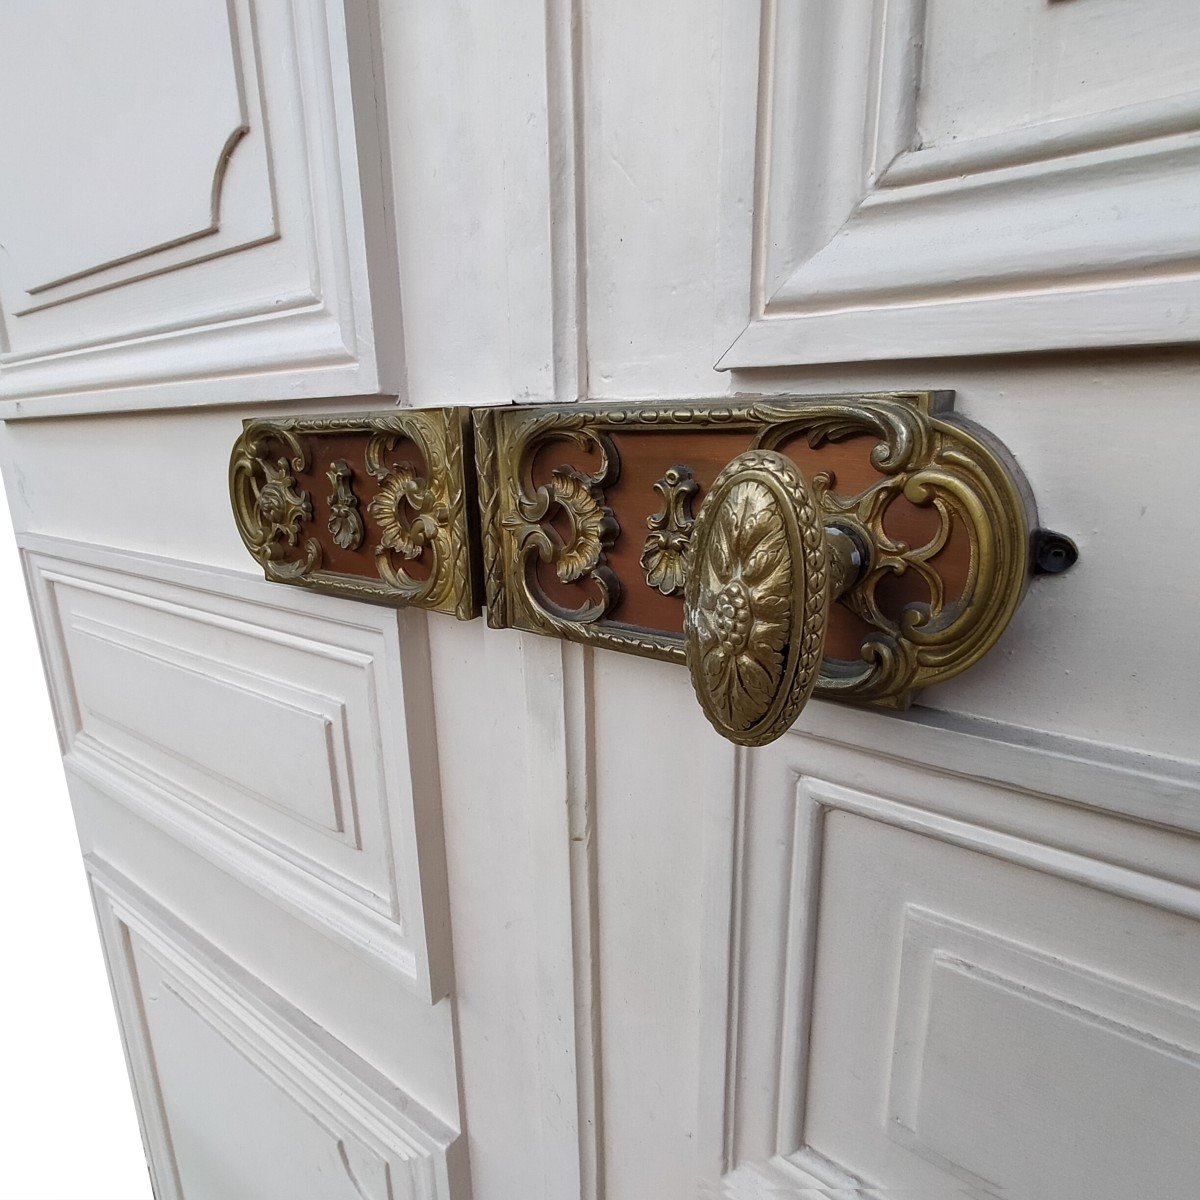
<box><xmin>325</xmin><ymin>460</ymin><xmax>365</xmax><ymax>551</ymax></box>
<box><xmin>368</xmin><ymin>464</ymin><xmax>447</xmax><ymax>561</ymax></box>
<box><xmin>496</xmin><ymin>422</ymin><xmax>622</xmax><ymax>625</ymax></box>
<box><xmin>256</xmin><ymin>456</ymin><xmax>312</xmax><ymax>549</ymax></box>
<box><xmin>547</xmin><ymin>466</ymin><xmax>619</xmax><ymax>583</ymax></box>
<box><xmin>640</xmin><ymin>465</ymin><xmax>698</xmax><ymax>596</ymax></box>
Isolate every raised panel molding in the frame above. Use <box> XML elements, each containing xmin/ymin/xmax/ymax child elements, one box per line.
<box><xmin>66</xmin><ymin>612</ymin><xmax>363</xmax><ymax>850</ymax></box>
<box><xmin>697</xmin><ymin>750</ymin><xmax>1200</xmax><ymax>1196</ymax></box>
<box><xmin>22</xmin><ymin>534</ymin><xmax>451</xmax><ymax>1001</ymax></box>
<box><xmin>88</xmin><ymin>859</ymin><xmax>461</xmax><ymax>1200</ymax></box>
<box><xmin>888</xmin><ymin>908</ymin><xmax>1200</xmax><ymax>1196</ymax></box>
<box><xmin>702</xmin><ymin>1150</ymin><xmax>859</xmax><ymax>1200</ymax></box>
<box><xmin>789</xmin><ymin>700</ymin><xmax>1200</xmax><ymax>837</ymax></box>
<box><xmin>0</xmin><ymin>0</ymin><xmax>401</xmax><ymax>417</ymax></box>
<box><xmin>0</xmin><ymin>0</ymin><xmax>274</xmax><ymax>308</ymax></box>
<box><xmin>716</xmin><ymin>0</ymin><xmax>1200</xmax><ymax>367</ymax></box>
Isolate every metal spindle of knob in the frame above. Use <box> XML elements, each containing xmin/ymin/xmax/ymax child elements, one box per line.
<box><xmin>683</xmin><ymin>450</ymin><xmax>863</xmax><ymax>747</ymax></box>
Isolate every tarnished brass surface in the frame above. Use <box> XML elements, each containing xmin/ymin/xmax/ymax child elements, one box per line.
<box><xmin>230</xmin><ymin>393</ymin><xmax>1040</xmax><ymax>743</ymax></box>
<box><xmin>685</xmin><ymin>451</ymin><xmax>832</xmax><ymax>746</ymax></box>
<box><xmin>229</xmin><ymin>408</ymin><xmax>480</xmax><ymax>618</ymax></box>
<box><xmin>479</xmin><ymin>393</ymin><xmax>1036</xmax><ymax>719</ymax></box>
<box><xmin>641</xmin><ymin>465</ymin><xmax>698</xmax><ymax>596</ymax></box>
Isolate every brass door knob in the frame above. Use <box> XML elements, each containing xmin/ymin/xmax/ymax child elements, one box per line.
<box><xmin>684</xmin><ymin>450</ymin><xmax>862</xmax><ymax>746</ymax></box>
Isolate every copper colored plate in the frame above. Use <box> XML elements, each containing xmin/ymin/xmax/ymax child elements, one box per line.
<box><xmin>529</xmin><ymin>426</ymin><xmax>972</xmax><ymax>662</ymax></box>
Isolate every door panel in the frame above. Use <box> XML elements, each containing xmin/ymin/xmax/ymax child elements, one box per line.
<box><xmin>701</xmin><ymin>726</ymin><xmax>1200</xmax><ymax>1197</ymax></box>
<box><xmin>0</xmin><ymin>2</ymin><xmax>265</xmax><ymax>298</ymax></box>
<box><xmin>715</xmin><ymin>0</ymin><xmax>1200</xmax><ymax>366</ymax></box>
<box><xmin>91</xmin><ymin>861</ymin><xmax>459</xmax><ymax>1200</ymax></box>
<box><xmin>811</xmin><ymin>808</ymin><xmax>1200</xmax><ymax>1198</ymax></box>
<box><xmin>917</xmin><ymin>0</ymin><xmax>1200</xmax><ymax>136</ymax></box>
<box><xmin>883</xmin><ymin>908</ymin><xmax>1200</xmax><ymax>1198</ymax></box>
<box><xmin>23</xmin><ymin>538</ymin><xmax>450</xmax><ymax>1000</ymax></box>
<box><xmin>0</xmin><ymin>0</ymin><xmax>400</xmax><ymax>415</ymax></box>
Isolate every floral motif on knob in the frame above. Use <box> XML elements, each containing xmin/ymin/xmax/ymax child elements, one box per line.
<box><xmin>689</xmin><ymin>479</ymin><xmax>793</xmax><ymax>732</ymax></box>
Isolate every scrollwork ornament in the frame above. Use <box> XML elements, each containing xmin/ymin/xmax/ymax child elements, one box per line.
<box><xmin>326</xmin><ymin>460</ymin><xmax>364</xmax><ymax>551</ymax></box>
<box><xmin>368</xmin><ymin>465</ymin><xmax>446</xmax><ymax>561</ymax></box>
<box><xmin>496</xmin><ymin>416</ymin><xmax>623</xmax><ymax>627</ymax></box>
<box><xmin>228</xmin><ymin>423</ymin><xmax>321</xmax><ymax>580</ymax></box>
<box><xmin>544</xmin><ymin>466</ymin><xmax>619</xmax><ymax>584</ymax></box>
<box><xmin>481</xmin><ymin>393</ymin><xmax>1033</xmax><ymax>709</ymax></box>
<box><xmin>229</xmin><ymin>410</ymin><xmax>479</xmax><ymax>618</ymax></box>
<box><xmin>641</xmin><ymin>465</ymin><xmax>698</xmax><ymax>596</ymax></box>
<box><xmin>258</xmin><ymin>458</ymin><xmax>313</xmax><ymax>548</ymax></box>
<box><xmin>365</xmin><ymin>430</ymin><xmax>451</xmax><ymax>603</ymax></box>
<box><xmin>803</xmin><ymin>430</ymin><xmax>1026</xmax><ymax>706</ymax></box>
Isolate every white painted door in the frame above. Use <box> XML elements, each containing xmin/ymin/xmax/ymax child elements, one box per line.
<box><xmin>2</xmin><ymin>3</ymin><xmax>1198</xmax><ymax>1200</ymax></box>
<box><xmin>0</xmin><ymin>4</ymin><xmax>458</xmax><ymax>1197</ymax></box>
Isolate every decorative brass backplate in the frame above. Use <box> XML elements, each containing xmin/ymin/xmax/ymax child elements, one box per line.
<box><xmin>229</xmin><ymin>409</ymin><xmax>481</xmax><ymax>618</ymax></box>
<box><xmin>477</xmin><ymin>393</ymin><xmax>1036</xmax><ymax>709</ymax></box>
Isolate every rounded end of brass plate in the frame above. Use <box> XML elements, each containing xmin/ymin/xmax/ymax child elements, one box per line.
<box><xmin>683</xmin><ymin>450</ymin><xmax>831</xmax><ymax>747</ymax></box>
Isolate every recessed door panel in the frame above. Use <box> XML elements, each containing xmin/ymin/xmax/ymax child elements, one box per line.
<box><xmin>0</xmin><ymin>0</ymin><xmax>399</xmax><ymax>414</ymax></box>
<box><xmin>90</xmin><ymin>863</ymin><xmax>459</xmax><ymax>1200</ymax></box>
<box><xmin>717</xmin><ymin>0</ymin><xmax>1200</xmax><ymax>365</ymax></box>
<box><xmin>23</xmin><ymin>540</ymin><xmax>450</xmax><ymax>999</ymax></box>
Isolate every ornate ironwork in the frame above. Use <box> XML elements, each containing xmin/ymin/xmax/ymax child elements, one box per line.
<box><xmin>490</xmin><ymin>409</ymin><xmax>623</xmax><ymax>630</ymax></box>
<box><xmin>229</xmin><ymin>425</ymin><xmax>321</xmax><ymax>581</ymax></box>
<box><xmin>233</xmin><ymin>393</ymin><xmax>1042</xmax><ymax>737</ymax></box>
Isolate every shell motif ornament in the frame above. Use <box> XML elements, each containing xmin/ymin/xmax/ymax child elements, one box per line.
<box><xmin>368</xmin><ymin>465</ymin><xmax>447</xmax><ymax>561</ymax></box>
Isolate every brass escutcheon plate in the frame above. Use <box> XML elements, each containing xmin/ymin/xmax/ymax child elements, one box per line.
<box><xmin>477</xmin><ymin>392</ymin><xmax>1037</xmax><ymax>709</ymax></box>
<box><xmin>229</xmin><ymin>408</ymin><xmax>481</xmax><ymax>619</ymax></box>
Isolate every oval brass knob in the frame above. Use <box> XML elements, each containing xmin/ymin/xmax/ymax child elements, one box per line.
<box><xmin>683</xmin><ymin>450</ymin><xmax>860</xmax><ymax>747</ymax></box>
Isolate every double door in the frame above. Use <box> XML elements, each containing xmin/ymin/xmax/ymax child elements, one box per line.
<box><xmin>1</xmin><ymin>2</ymin><xmax>1198</xmax><ymax>1197</ymax></box>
